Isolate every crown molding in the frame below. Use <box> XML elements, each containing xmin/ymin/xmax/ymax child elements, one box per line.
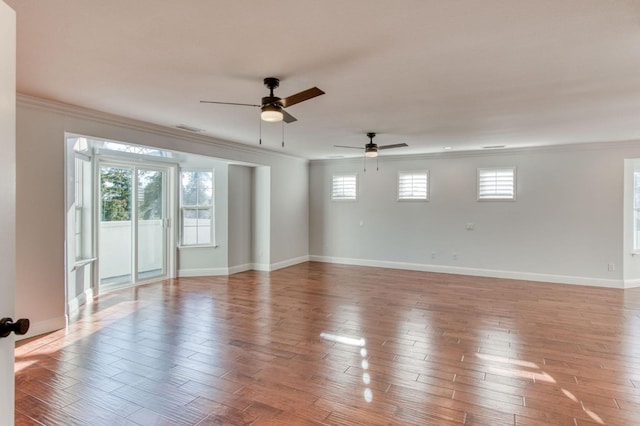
<box><xmin>17</xmin><ymin>94</ymin><xmax>640</xmax><ymax>166</ymax></box>
<box><xmin>311</xmin><ymin>139</ymin><xmax>640</xmax><ymax>165</ymax></box>
<box><xmin>16</xmin><ymin>94</ymin><xmax>308</xmax><ymax>163</ymax></box>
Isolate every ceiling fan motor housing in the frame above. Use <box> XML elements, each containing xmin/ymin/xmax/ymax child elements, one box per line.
<box><xmin>262</xmin><ymin>96</ymin><xmax>282</xmax><ymax>107</ymax></box>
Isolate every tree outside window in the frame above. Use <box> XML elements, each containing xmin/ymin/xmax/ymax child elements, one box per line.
<box><xmin>101</xmin><ymin>167</ymin><xmax>132</xmax><ymax>221</ymax></box>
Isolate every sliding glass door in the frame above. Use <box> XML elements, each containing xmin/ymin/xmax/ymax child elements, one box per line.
<box><xmin>99</xmin><ymin>163</ymin><xmax>168</xmax><ymax>288</ymax></box>
<box><xmin>136</xmin><ymin>168</ymin><xmax>166</xmax><ymax>281</ymax></box>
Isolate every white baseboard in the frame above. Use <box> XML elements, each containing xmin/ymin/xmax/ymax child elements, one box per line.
<box><xmin>251</xmin><ymin>263</ymin><xmax>271</xmax><ymax>272</ymax></box>
<box><xmin>226</xmin><ymin>256</ymin><xmax>310</xmax><ymax>273</ymax></box>
<box><xmin>17</xmin><ymin>316</ymin><xmax>67</xmax><ymax>341</ymax></box>
<box><xmin>624</xmin><ymin>279</ymin><xmax>640</xmax><ymax>289</ymax></box>
<box><xmin>309</xmin><ymin>255</ymin><xmax>624</xmax><ymax>289</ymax></box>
<box><xmin>67</xmin><ymin>287</ymin><xmax>94</xmax><ymax>317</ymax></box>
<box><xmin>270</xmin><ymin>255</ymin><xmax>310</xmax><ymax>271</ymax></box>
<box><xmin>228</xmin><ymin>263</ymin><xmax>253</xmax><ymax>275</ymax></box>
<box><xmin>174</xmin><ymin>256</ymin><xmax>310</xmax><ymax>277</ymax></box>
<box><xmin>177</xmin><ymin>267</ymin><xmax>229</xmax><ymax>277</ymax></box>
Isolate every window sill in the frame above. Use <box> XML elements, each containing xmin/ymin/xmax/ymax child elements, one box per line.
<box><xmin>72</xmin><ymin>257</ymin><xmax>97</xmax><ymax>271</ymax></box>
<box><xmin>177</xmin><ymin>244</ymin><xmax>219</xmax><ymax>250</ymax></box>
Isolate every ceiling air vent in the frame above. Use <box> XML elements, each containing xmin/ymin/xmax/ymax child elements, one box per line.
<box><xmin>175</xmin><ymin>124</ymin><xmax>204</xmax><ymax>133</ymax></box>
<box><xmin>482</xmin><ymin>145</ymin><xmax>506</xmax><ymax>149</ymax></box>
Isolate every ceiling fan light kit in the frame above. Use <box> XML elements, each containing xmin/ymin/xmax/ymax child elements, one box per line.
<box><xmin>365</xmin><ymin>143</ymin><xmax>378</xmax><ymax>158</ymax></box>
<box><xmin>260</xmin><ymin>104</ymin><xmax>283</xmax><ymax>122</ymax></box>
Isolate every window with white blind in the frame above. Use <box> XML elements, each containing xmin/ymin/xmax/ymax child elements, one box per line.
<box><xmin>477</xmin><ymin>167</ymin><xmax>516</xmax><ymax>200</ymax></box>
<box><xmin>398</xmin><ymin>171</ymin><xmax>429</xmax><ymax>201</ymax></box>
<box><xmin>332</xmin><ymin>174</ymin><xmax>357</xmax><ymax>200</ymax></box>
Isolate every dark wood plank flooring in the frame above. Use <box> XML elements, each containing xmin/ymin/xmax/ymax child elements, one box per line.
<box><xmin>14</xmin><ymin>262</ymin><xmax>640</xmax><ymax>425</ymax></box>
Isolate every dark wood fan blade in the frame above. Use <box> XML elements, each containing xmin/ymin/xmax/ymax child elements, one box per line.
<box><xmin>200</xmin><ymin>101</ymin><xmax>261</xmax><ymax>107</ymax></box>
<box><xmin>334</xmin><ymin>145</ymin><xmax>364</xmax><ymax>150</ymax></box>
<box><xmin>378</xmin><ymin>143</ymin><xmax>408</xmax><ymax>150</ymax></box>
<box><xmin>282</xmin><ymin>109</ymin><xmax>297</xmax><ymax>123</ymax></box>
<box><xmin>280</xmin><ymin>87</ymin><xmax>325</xmax><ymax>108</ymax></box>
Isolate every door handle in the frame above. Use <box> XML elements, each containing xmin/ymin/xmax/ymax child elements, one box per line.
<box><xmin>0</xmin><ymin>317</ymin><xmax>30</xmax><ymax>338</ymax></box>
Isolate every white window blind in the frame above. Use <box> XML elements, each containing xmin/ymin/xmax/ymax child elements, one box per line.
<box><xmin>478</xmin><ymin>168</ymin><xmax>516</xmax><ymax>200</ymax></box>
<box><xmin>398</xmin><ymin>171</ymin><xmax>429</xmax><ymax>200</ymax></box>
<box><xmin>332</xmin><ymin>174</ymin><xmax>357</xmax><ymax>200</ymax></box>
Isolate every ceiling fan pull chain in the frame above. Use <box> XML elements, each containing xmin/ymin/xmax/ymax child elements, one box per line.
<box><xmin>282</xmin><ymin>121</ymin><xmax>285</xmax><ymax>148</ymax></box>
<box><xmin>259</xmin><ymin>117</ymin><xmax>262</xmax><ymax>145</ymax></box>
<box><xmin>376</xmin><ymin>156</ymin><xmax>379</xmax><ymax>171</ymax></box>
<box><xmin>363</xmin><ymin>156</ymin><xmax>367</xmax><ymax>172</ymax></box>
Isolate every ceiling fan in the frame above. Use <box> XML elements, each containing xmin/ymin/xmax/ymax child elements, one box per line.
<box><xmin>335</xmin><ymin>132</ymin><xmax>408</xmax><ymax>158</ymax></box>
<box><xmin>200</xmin><ymin>77</ymin><xmax>324</xmax><ymax>123</ymax></box>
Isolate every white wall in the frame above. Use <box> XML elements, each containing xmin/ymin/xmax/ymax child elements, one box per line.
<box><xmin>271</xmin><ymin>159</ymin><xmax>309</xmax><ymax>269</ymax></box>
<box><xmin>253</xmin><ymin>166</ymin><xmax>271</xmax><ymax>270</ymax></box>
<box><xmin>310</xmin><ymin>142</ymin><xmax>640</xmax><ymax>288</ymax></box>
<box><xmin>228</xmin><ymin>165</ymin><xmax>253</xmax><ymax>272</ymax></box>
<box><xmin>17</xmin><ymin>105</ymin><xmax>67</xmax><ymax>336</ymax></box>
<box><xmin>16</xmin><ymin>96</ymin><xmax>310</xmax><ymax>337</ymax></box>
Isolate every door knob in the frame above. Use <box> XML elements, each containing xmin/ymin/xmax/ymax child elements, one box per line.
<box><xmin>0</xmin><ymin>317</ymin><xmax>30</xmax><ymax>338</ymax></box>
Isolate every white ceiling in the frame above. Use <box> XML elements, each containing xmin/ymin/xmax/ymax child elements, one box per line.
<box><xmin>7</xmin><ymin>0</ymin><xmax>640</xmax><ymax>159</ymax></box>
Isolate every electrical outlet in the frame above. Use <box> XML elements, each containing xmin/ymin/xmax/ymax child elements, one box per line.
<box><xmin>608</xmin><ymin>263</ymin><xmax>615</xmax><ymax>272</ymax></box>
<box><xmin>431</xmin><ymin>252</ymin><xmax>436</xmax><ymax>259</ymax></box>
<box><xmin>453</xmin><ymin>252</ymin><xmax>457</xmax><ymax>260</ymax></box>
<box><xmin>466</xmin><ymin>222</ymin><xmax>474</xmax><ymax>230</ymax></box>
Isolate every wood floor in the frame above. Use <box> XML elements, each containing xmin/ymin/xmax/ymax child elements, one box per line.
<box><xmin>14</xmin><ymin>262</ymin><xmax>640</xmax><ymax>425</ymax></box>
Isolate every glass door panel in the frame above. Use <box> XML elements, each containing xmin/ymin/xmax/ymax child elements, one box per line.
<box><xmin>136</xmin><ymin>169</ymin><xmax>166</xmax><ymax>281</ymax></box>
<box><xmin>99</xmin><ymin>166</ymin><xmax>133</xmax><ymax>286</ymax></box>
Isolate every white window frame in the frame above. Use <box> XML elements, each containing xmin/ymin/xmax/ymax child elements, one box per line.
<box><xmin>74</xmin><ymin>157</ymin><xmax>85</xmax><ymax>261</ymax></box>
<box><xmin>477</xmin><ymin>167</ymin><xmax>516</xmax><ymax>201</ymax></box>
<box><xmin>633</xmin><ymin>171</ymin><xmax>640</xmax><ymax>252</ymax></box>
<box><xmin>397</xmin><ymin>171</ymin><xmax>429</xmax><ymax>201</ymax></box>
<box><xmin>74</xmin><ymin>155</ymin><xmax>93</xmax><ymax>262</ymax></box>
<box><xmin>180</xmin><ymin>169</ymin><xmax>215</xmax><ymax>246</ymax></box>
<box><xmin>332</xmin><ymin>173</ymin><xmax>358</xmax><ymax>201</ymax></box>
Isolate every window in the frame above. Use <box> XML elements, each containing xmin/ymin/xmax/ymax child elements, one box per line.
<box><xmin>634</xmin><ymin>171</ymin><xmax>640</xmax><ymax>251</ymax></box>
<box><xmin>74</xmin><ymin>157</ymin><xmax>86</xmax><ymax>260</ymax></box>
<box><xmin>478</xmin><ymin>167</ymin><xmax>516</xmax><ymax>200</ymax></box>
<box><xmin>100</xmin><ymin>141</ymin><xmax>173</xmax><ymax>158</ymax></box>
<box><xmin>332</xmin><ymin>174</ymin><xmax>357</xmax><ymax>200</ymax></box>
<box><xmin>398</xmin><ymin>171</ymin><xmax>429</xmax><ymax>201</ymax></box>
<box><xmin>180</xmin><ymin>170</ymin><xmax>214</xmax><ymax>245</ymax></box>
<box><xmin>73</xmin><ymin>156</ymin><xmax>94</xmax><ymax>261</ymax></box>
